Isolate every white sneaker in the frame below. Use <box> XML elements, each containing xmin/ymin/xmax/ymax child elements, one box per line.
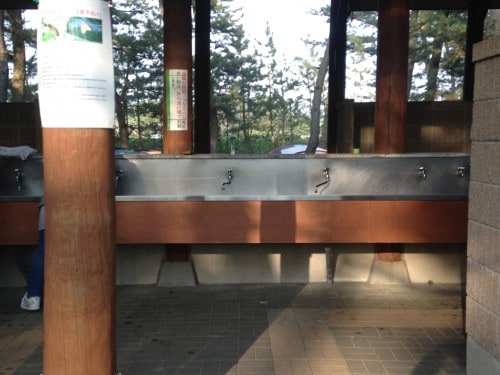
<box><xmin>20</xmin><ymin>293</ymin><xmax>41</xmax><ymax>311</ymax></box>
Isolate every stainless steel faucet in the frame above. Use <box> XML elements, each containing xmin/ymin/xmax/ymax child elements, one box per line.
<box><xmin>115</xmin><ymin>169</ymin><xmax>123</xmax><ymax>189</ymax></box>
<box><xmin>314</xmin><ymin>167</ymin><xmax>330</xmax><ymax>193</ymax></box>
<box><xmin>456</xmin><ymin>166</ymin><xmax>466</xmax><ymax>178</ymax></box>
<box><xmin>14</xmin><ymin>168</ymin><xmax>23</xmax><ymax>192</ymax></box>
<box><xmin>418</xmin><ymin>166</ymin><xmax>427</xmax><ymax>179</ymax></box>
<box><xmin>221</xmin><ymin>168</ymin><xmax>233</xmax><ymax>190</ymax></box>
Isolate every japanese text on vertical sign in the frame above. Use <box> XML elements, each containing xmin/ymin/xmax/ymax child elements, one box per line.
<box><xmin>167</xmin><ymin>69</ymin><xmax>188</xmax><ymax>131</ymax></box>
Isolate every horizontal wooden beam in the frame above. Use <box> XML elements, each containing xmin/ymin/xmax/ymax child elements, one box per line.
<box><xmin>0</xmin><ymin>201</ymin><xmax>39</xmax><ymax>245</ymax></box>
<box><xmin>1</xmin><ymin>0</ymin><xmax>37</xmax><ymax>9</ymax></box>
<box><xmin>1</xmin><ymin>200</ymin><xmax>468</xmax><ymax>246</ymax></box>
<box><xmin>5</xmin><ymin>0</ymin><xmax>500</xmax><ymax>11</ymax></box>
<box><xmin>115</xmin><ymin>200</ymin><xmax>468</xmax><ymax>244</ymax></box>
<box><xmin>348</xmin><ymin>0</ymin><xmax>500</xmax><ymax>11</ymax></box>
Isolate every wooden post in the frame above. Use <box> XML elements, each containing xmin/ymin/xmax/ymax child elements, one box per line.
<box><xmin>43</xmin><ymin>128</ymin><xmax>116</xmax><ymax>374</ymax></box>
<box><xmin>194</xmin><ymin>0</ymin><xmax>211</xmax><ymax>154</ymax></box>
<box><xmin>374</xmin><ymin>0</ymin><xmax>409</xmax><ymax>154</ymax></box>
<box><xmin>463</xmin><ymin>0</ymin><xmax>489</xmax><ymax>101</ymax></box>
<box><xmin>374</xmin><ymin>0</ymin><xmax>409</xmax><ymax>261</ymax></box>
<box><xmin>163</xmin><ymin>0</ymin><xmax>193</xmax><ymax>154</ymax></box>
<box><xmin>327</xmin><ymin>0</ymin><xmax>348</xmax><ymax>153</ymax></box>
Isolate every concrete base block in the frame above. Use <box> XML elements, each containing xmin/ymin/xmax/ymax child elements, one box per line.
<box><xmin>191</xmin><ymin>244</ymin><xmax>329</xmax><ymax>283</ymax></box>
<box><xmin>404</xmin><ymin>244</ymin><xmax>465</xmax><ymax>283</ymax></box>
<box><xmin>368</xmin><ymin>260</ymin><xmax>410</xmax><ymax>284</ymax></box>
<box><xmin>0</xmin><ymin>250</ymin><xmax>28</xmax><ymax>287</ymax></box>
<box><xmin>116</xmin><ymin>245</ymin><xmax>164</xmax><ymax>285</ymax></box>
<box><xmin>157</xmin><ymin>261</ymin><xmax>197</xmax><ymax>286</ymax></box>
<box><xmin>333</xmin><ymin>246</ymin><xmax>374</xmax><ymax>282</ymax></box>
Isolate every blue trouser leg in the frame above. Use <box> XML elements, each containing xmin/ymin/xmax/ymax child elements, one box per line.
<box><xmin>27</xmin><ymin>230</ymin><xmax>44</xmax><ymax>298</ymax></box>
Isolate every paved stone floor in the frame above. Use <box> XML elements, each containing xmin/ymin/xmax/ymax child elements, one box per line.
<box><xmin>0</xmin><ymin>283</ymin><xmax>465</xmax><ymax>374</ymax></box>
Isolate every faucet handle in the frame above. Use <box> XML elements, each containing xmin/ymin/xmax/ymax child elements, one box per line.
<box><xmin>14</xmin><ymin>168</ymin><xmax>24</xmax><ymax>192</ymax></box>
<box><xmin>221</xmin><ymin>168</ymin><xmax>233</xmax><ymax>191</ymax></box>
<box><xmin>456</xmin><ymin>166</ymin><xmax>466</xmax><ymax>178</ymax></box>
<box><xmin>323</xmin><ymin>167</ymin><xmax>330</xmax><ymax>179</ymax></box>
<box><xmin>418</xmin><ymin>166</ymin><xmax>427</xmax><ymax>179</ymax></box>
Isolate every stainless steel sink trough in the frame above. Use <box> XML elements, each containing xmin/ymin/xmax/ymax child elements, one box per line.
<box><xmin>0</xmin><ymin>153</ymin><xmax>469</xmax><ymax>201</ymax></box>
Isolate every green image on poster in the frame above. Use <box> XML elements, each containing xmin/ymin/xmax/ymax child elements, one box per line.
<box><xmin>67</xmin><ymin>17</ymin><xmax>103</xmax><ymax>43</ymax></box>
<box><xmin>41</xmin><ymin>16</ymin><xmax>103</xmax><ymax>43</ymax></box>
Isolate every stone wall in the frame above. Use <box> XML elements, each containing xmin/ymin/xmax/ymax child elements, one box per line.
<box><xmin>466</xmin><ymin>37</ymin><xmax>500</xmax><ymax>374</ymax></box>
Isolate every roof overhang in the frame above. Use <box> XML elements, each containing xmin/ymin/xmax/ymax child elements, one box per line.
<box><xmin>5</xmin><ymin>0</ymin><xmax>500</xmax><ymax>11</ymax></box>
<box><xmin>348</xmin><ymin>0</ymin><xmax>500</xmax><ymax>11</ymax></box>
<box><xmin>2</xmin><ymin>0</ymin><xmax>37</xmax><ymax>9</ymax></box>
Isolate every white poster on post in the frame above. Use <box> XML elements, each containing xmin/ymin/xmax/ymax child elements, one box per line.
<box><xmin>166</xmin><ymin>69</ymin><xmax>189</xmax><ymax>131</ymax></box>
<box><xmin>37</xmin><ymin>0</ymin><xmax>115</xmax><ymax>128</ymax></box>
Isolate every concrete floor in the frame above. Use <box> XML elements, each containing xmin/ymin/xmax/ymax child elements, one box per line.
<box><xmin>0</xmin><ymin>283</ymin><xmax>466</xmax><ymax>374</ymax></box>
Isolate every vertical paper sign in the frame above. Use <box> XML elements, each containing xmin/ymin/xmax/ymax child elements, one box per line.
<box><xmin>166</xmin><ymin>69</ymin><xmax>188</xmax><ymax>131</ymax></box>
<box><xmin>37</xmin><ymin>0</ymin><xmax>115</xmax><ymax>128</ymax></box>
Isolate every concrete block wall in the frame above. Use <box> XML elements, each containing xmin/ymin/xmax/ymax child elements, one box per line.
<box><xmin>466</xmin><ymin>37</ymin><xmax>500</xmax><ymax>374</ymax></box>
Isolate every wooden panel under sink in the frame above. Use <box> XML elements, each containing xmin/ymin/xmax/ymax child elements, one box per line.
<box><xmin>0</xmin><ymin>200</ymin><xmax>468</xmax><ymax>246</ymax></box>
<box><xmin>0</xmin><ymin>201</ymin><xmax>39</xmax><ymax>245</ymax></box>
<box><xmin>114</xmin><ymin>200</ymin><xmax>468</xmax><ymax>244</ymax></box>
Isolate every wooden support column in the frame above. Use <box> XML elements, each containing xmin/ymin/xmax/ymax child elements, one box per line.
<box><xmin>374</xmin><ymin>0</ymin><xmax>409</xmax><ymax>261</ymax></box>
<box><xmin>163</xmin><ymin>0</ymin><xmax>193</xmax><ymax>154</ymax></box>
<box><xmin>43</xmin><ymin>129</ymin><xmax>116</xmax><ymax>374</ymax></box>
<box><xmin>1</xmin><ymin>0</ymin><xmax>37</xmax><ymax>9</ymax></box>
<box><xmin>463</xmin><ymin>0</ymin><xmax>489</xmax><ymax>101</ymax></box>
<box><xmin>194</xmin><ymin>0</ymin><xmax>211</xmax><ymax>154</ymax></box>
<box><xmin>374</xmin><ymin>0</ymin><xmax>409</xmax><ymax>154</ymax></box>
<box><xmin>327</xmin><ymin>0</ymin><xmax>349</xmax><ymax>153</ymax></box>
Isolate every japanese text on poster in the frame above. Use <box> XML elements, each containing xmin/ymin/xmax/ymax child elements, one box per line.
<box><xmin>166</xmin><ymin>70</ymin><xmax>188</xmax><ymax>131</ymax></box>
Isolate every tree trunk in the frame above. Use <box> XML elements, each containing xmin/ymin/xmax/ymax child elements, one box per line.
<box><xmin>7</xmin><ymin>10</ymin><xmax>25</xmax><ymax>102</ymax></box>
<box><xmin>306</xmin><ymin>41</ymin><xmax>329</xmax><ymax>154</ymax></box>
<box><xmin>209</xmin><ymin>107</ymin><xmax>219</xmax><ymax>153</ymax></box>
<box><xmin>425</xmin><ymin>39</ymin><xmax>442</xmax><ymax>101</ymax></box>
<box><xmin>0</xmin><ymin>11</ymin><xmax>8</xmax><ymax>102</ymax></box>
<box><xmin>493</xmin><ymin>9</ymin><xmax>500</xmax><ymax>35</ymax></box>
<box><xmin>407</xmin><ymin>10</ymin><xmax>419</xmax><ymax>97</ymax></box>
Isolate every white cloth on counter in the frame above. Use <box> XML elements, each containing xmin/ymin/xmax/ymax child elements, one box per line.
<box><xmin>0</xmin><ymin>146</ymin><xmax>38</xmax><ymax>160</ymax></box>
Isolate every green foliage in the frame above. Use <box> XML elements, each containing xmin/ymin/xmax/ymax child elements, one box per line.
<box><xmin>5</xmin><ymin>2</ymin><xmax>495</xmax><ymax>151</ymax></box>
<box><xmin>210</xmin><ymin>0</ymin><xmax>325</xmax><ymax>153</ymax></box>
<box><xmin>408</xmin><ymin>10</ymin><xmax>468</xmax><ymax>101</ymax></box>
<box><xmin>112</xmin><ymin>0</ymin><xmax>163</xmax><ymax>149</ymax></box>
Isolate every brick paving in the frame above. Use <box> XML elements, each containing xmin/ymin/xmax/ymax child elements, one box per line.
<box><xmin>0</xmin><ymin>283</ymin><xmax>465</xmax><ymax>374</ymax></box>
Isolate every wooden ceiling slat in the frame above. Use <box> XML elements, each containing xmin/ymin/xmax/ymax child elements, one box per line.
<box><xmin>348</xmin><ymin>0</ymin><xmax>500</xmax><ymax>11</ymax></box>
<box><xmin>4</xmin><ymin>0</ymin><xmax>500</xmax><ymax>11</ymax></box>
<box><xmin>1</xmin><ymin>0</ymin><xmax>37</xmax><ymax>9</ymax></box>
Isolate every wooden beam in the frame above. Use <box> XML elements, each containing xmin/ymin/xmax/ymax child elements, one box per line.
<box><xmin>2</xmin><ymin>200</ymin><xmax>468</xmax><ymax>245</ymax></box>
<box><xmin>0</xmin><ymin>201</ymin><xmax>38</xmax><ymax>245</ymax></box>
<box><xmin>43</xmin><ymin>129</ymin><xmax>116</xmax><ymax>374</ymax></box>
<box><xmin>463</xmin><ymin>0</ymin><xmax>489</xmax><ymax>101</ymax></box>
<box><xmin>327</xmin><ymin>0</ymin><xmax>349</xmax><ymax>153</ymax></box>
<box><xmin>115</xmin><ymin>200</ymin><xmax>468</xmax><ymax>244</ymax></box>
<box><xmin>163</xmin><ymin>0</ymin><xmax>193</xmax><ymax>155</ymax></box>
<box><xmin>194</xmin><ymin>0</ymin><xmax>211</xmax><ymax>154</ymax></box>
<box><xmin>374</xmin><ymin>0</ymin><xmax>409</xmax><ymax>154</ymax></box>
<box><xmin>373</xmin><ymin>0</ymin><xmax>409</xmax><ymax>261</ymax></box>
<box><xmin>1</xmin><ymin>0</ymin><xmax>37</xmax><ymax>9</ymax></box>
<box><xmin>348</xmin><ymin>0</ymin><xmax>500</xmax><ymax>11</ymax></box>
